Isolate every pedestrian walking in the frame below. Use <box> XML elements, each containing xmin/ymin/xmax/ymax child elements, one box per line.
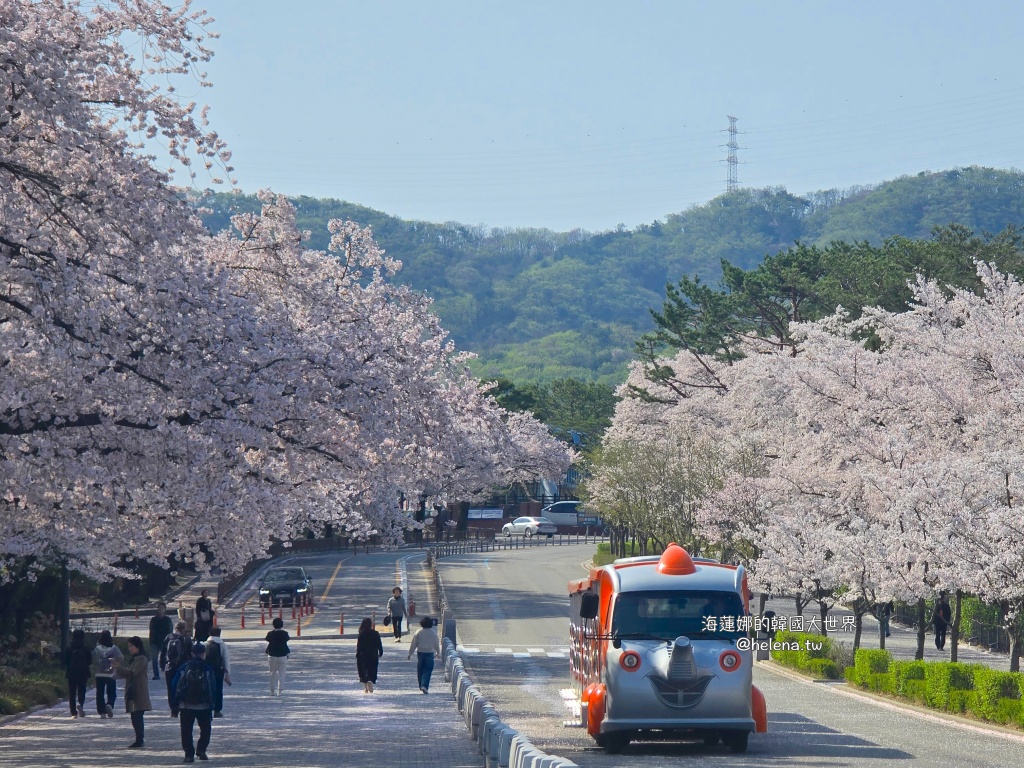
<box><xmin>171</xmin><ymin>644</ymin><xmax>216</xmax><ymax>763</ymax></box>
<box><xmin>64</xmin><ymin>628</ymin><xmax>91</xmax><ymax>718</ymax></box>
<box><xmin>92</xmin><ymin>629</ymin><xmax>123</xmax><ymax>718</ymax></box>
<box><xmin>881</xmin><ymin>600</ymin><xmax>894</xmax><ymax>638</ymax></box>
<box><xmin>386</xmin><ymin>586</ymin><xmax>407</xmax><ymax>642</ymax></box>
<box><xmin>407</xmin><ymin>616</ymin><xmax>441</xmax><ymax>694</ymax></box>
<box><xmin>193</xmin><ymin>589</ymin><xmax>216</xmax><ymax>642</ymax></box>
<box><xmin>356</xmin><ymin>617</ymin><xmax>384</xmax><ymax>693</ymax></box>
<box><xmin>149</xmin><ymin>602</ymin><xmax>174</xmax><ymax>680</ymax></box>
<box><xmin>160</xmin><ymin>620</ymin><xmax>193</xmax><ymax>716</ymax></box>
<box><xmin>265</xmin><ymin>616</ymin><xmax>290</xmax><ymax>695</ymax></box>
<box><xmin>205</xmin><ymin>626</ymin><xmax>232</xmax><ymax>717</ymax></box>
<box><xmin>113</xmin><ymin>636</ymin><xmax>152</xmax><ymax>749</ymax></box>
<box><xmin>932</xmin><ymin>593</ymin><xmax>952</xmax><ymax>650</ymax></box>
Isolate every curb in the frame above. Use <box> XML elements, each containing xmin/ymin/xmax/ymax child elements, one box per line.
<box><xmin>441</xmin><ymin>637</ymin><xmax>580</xmax><ymax>768</ymax></box>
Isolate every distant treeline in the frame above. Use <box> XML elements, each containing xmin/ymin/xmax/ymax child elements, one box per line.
<box><xmin>193</xmin><ymin>166</ymin><xmax>1024</xmax><ymax>385</ymax></box>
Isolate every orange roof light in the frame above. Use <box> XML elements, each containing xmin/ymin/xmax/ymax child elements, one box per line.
<box><xmin>657</xmin><ymin>542</ymin><xmax>697</xmax><ymax>575</ymax></box>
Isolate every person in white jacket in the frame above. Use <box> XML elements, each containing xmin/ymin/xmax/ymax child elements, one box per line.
<box><xmin>407</xmin><ymin>617</ymin><xmax>441</xmax><ymax>693</ymax></box>
<box><xmin>205</xmin><ymin>626</ymin><xmax>232</xmax><ymax>717</ymax></box>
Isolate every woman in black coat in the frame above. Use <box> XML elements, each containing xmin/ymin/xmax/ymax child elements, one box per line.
<box><xmin>64</xmin><ymin>628</ymin><xmax>91</xmax><ymax>718</ymax></box>
<box><xmin>355</xmin><ymin>617</ymin><xmax>384</xmax><ymax>693</ymax></box>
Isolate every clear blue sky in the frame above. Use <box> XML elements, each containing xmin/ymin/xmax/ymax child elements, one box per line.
<box><xmin>189</xmin><ymin>0</ymin><xmax>1024</xmax><ymax>232</ymax></box>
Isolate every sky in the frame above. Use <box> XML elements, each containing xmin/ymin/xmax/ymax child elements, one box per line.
<box><xmin>180</xmin><ymin>1</ymin><xmax>1024</xmax><ymax>233</ymax></box>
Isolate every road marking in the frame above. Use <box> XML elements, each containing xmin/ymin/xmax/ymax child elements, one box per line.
<box><xmin>495</xmin><ymin>647</ymin><xmax>513</xmax><ymax>653</ymax></box>
<box><xmin>527</xmin><ymin>648</ymin><xmax>545</xmax><ymax>653</ymax></box>
<box><xmin>320</xmin><ymin>558</ymin><xmax>345</xmax><ymax>604</ymax></box>
<box><xmin>512</xmin><ymin>652</ymin><xmax>531</xmax><ymax>658</ymax></box>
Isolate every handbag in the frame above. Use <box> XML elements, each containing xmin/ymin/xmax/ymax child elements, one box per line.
<box><xmin>383</xmin><ymin>615</ymin><xmax>391</xmax><ymax>626</ymax></box>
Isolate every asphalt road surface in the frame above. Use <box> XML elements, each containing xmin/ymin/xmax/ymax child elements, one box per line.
<box><xmin>438</xmin><ymin>545</ymin><xmax>1024</xmax><ymax>768</ymax></box>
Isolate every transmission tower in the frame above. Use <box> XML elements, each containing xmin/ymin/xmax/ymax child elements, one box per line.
<box><xmin>726</xmin><ymin>115</ymin><xmax>739</xmax><ymax>193</ymax></box>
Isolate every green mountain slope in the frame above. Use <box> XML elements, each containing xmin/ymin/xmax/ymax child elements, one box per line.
<box><xmin>193</xmin><ymin>166</ymin><xmax>1024</xmax><ymax>384</ymax></box>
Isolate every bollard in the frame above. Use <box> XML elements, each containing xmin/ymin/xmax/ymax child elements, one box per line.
<box><xmin>134</xmin><ymin>605</ymin><xmax>139</xmax><ymax>619</ymax></box>
<box><xmin>408</xmin><ymin>599</ymin><xmax>416</xmax><ymax>616</ymax></box>
<box><xmin>278</xmin><ymin>602</ymin><xmax>283</xmax><ymax>620</ymax></box>
<box><xmin>241</xmin><ymin>605</ymin><xmax>246</xmax><ymax>629</ymax></box>
<box><xmin>372</xmin><ymin>610</ymin><xmax>376</xmax><ymax>629</ymax></box>
<box><xmin>112</xmin><ymin>613</ymin><xmax>119</xmax><ymax>636</ymax></box>
<box><xmin>291</xmin><ymin>602</ymin><xmax>296</xmax><ymax>620</ymax></box>
<box><xmin>213</xmin><ymin>613</ymin><xmax>218</xmax><ymax>627</ymax></box>
<box><xmin>296</xmin><ymin>616</ymin><xmax>301</xmax><ymax>637</ymax></box>
<box><xmin>261</xmin><ymin>605</ymin><xmax>266</xmax><ymax>626</ymax></box>
<box><xmin>309</xmin><ymin>598</ymin><xmax>315</xmax><ymax>615</ymax></box>
<box><xmin>339</xmin><ymin>612</ymin><xmax>344</xmax><ymax>636</ymax></box>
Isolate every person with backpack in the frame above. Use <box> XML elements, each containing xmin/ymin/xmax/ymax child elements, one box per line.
<box><xmin>149</xmin><ymin>602</ymin><xmax>174</xmax><ymax>680</ymax></box>
<box><xmin>171</xmin><ymin>643</ymin><xmax>216</xmax><ymax>763</ymax></box>
<box><xmin>160</xmin><ymin>620</ymin><xmax>192</xmax><ymax>717</ymax></box>
<box><xmin>205</xmin><ymin>626</ymin><xmax>232</xmax><ymax>717</ymax></box>
<box><xmin>113</xmin><ymin>636</ymin><xmax>152</xmax><ymax>748</ymax></box>
<box><xmin>64</xmin><ymin>628</ymin><xmax>91</xmax><ymax>718</ymax></box>
<box><xmin>92</xmin><ymin>629</ymin><xmax>123</xmax><ymax>717</ymax></box>
<box><xmin>265</xmin><ymin>616</ymin><xmax>290</xmax><ymax>695</ymax></box>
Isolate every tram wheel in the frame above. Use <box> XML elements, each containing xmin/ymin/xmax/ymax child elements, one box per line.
<box><xmin>596</xmin><ymin>732</ymin><xmax>630</xmax><ymax>754</ymax></box>
<box><xmin>723</xmin><ymin>730</ymin><xmax>749</xmax><ymax>753</ymax></box>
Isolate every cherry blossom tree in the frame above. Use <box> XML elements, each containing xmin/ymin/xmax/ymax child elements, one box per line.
<box><xmin>1</xmin><ymin>1</ymin><xmax>571</xmax><ymax>584</ymax></box>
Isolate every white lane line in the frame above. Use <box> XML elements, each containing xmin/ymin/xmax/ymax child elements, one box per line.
<box><xmin>512</xmin><ymin>652</ymin><xmax>532</xmax><ymax>658</ymax></box>
<box><xmin>494</xmin><ymin>647</ymin><xmax>513</xmax><ymax>653</ymax></box>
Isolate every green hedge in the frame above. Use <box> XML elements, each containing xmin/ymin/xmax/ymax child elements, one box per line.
<box><xmin>923</xmin><ymin>662</ymin><xmax>980</xmax><ymax>710</ymax></box>
<box><xmin>772</xmin><ymin>631</ymin><xmax>843</xmax><ymax>679</ymax></box>
<box><xmin>846</xmin><ymin>652</ymin><xmax>1024</xmax><ymax>728</ymax></box>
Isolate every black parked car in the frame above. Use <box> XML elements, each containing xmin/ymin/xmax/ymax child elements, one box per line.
<box><xmin>258</xmin><ymin>567</ymin><xmax>312</xmax><ymax>606</ymax></box>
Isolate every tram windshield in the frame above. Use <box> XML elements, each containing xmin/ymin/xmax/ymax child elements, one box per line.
<box><xmin>611</xmin><ymin>590</ymin><xmax>745</xmax><ymax>640</ymax></box>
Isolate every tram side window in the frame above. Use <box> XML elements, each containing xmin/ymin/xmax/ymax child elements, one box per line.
<box><xmin>611</xmin><ymin>590</ymin><xmax>745</xmax><ymax>639</ymax></box>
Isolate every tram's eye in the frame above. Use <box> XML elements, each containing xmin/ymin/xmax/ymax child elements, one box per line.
<box><xmin>620</xmin><ymin>650</ymin><xmax>642</xmax><ymax>671</ymax></box>
<box><xmin>719</xmin><ymin>651</ymin><xmax>741</xmax><ymax>671</ymax></box>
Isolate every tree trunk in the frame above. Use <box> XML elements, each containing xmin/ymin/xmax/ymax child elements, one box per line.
<box><xmin>758</xmin><ymin>593</ymin><xmax>768</xmax><ymax>616</ymax></box>
<box><xmin>1010</xmin><ymin>632</ymin><xmax>1020</xmax><ymax>673</ymax></box>
<box><xmin>915</xmin><ymin>598</ymin><xmax>926</xmax><ymax>661</ymax></box>
<box><xmin>878</xmin><ymin>604</ymin><xmax>886</xmax><ymax>651</ymax></box>
<box><xmin>853</xmin><ymin>611</ymin><xmax>863</xmax><ymax>650</ymax></box>
<box><xmin>950</xmin><ymin>590</ymin><xmax>962</xmax><ymax>663</ymax></box>
<box><xmin>794</xmin><ymin>594</ymin><xmax>803</xmax><ymax>618</ymax></box>
<box><xmin>819</xmin><ymin>601</ymin><xmax>829</xmax><ymax>636</ymax></box>
<box><xmin>60</xmin><ymin>563</ymin><xmax>71</xmax><ymax>654</ymax></box>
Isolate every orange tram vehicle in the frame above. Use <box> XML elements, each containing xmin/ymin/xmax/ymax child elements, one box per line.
<box><xmin>568</xmin><ymin>543</ymin><xmax>768</xmax><ymax>753</ymax></box>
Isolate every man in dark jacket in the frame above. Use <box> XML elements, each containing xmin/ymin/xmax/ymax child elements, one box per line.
<box><xmin>148</xmin><ymin>602</ymin><xmax>174</xmax><ymax>680</ymax></box>
<box><xmin>932</xmin><ymin>593</ymin><xmax>952</xmax><ymax>650</ymax></box>
<box><xmin>160</xmin><ymin>620</ymin><xmax>192</xmax><ymax>716</ymax></box>
<box><xmin>171</xmin><ymin>644</ymin><xmax>216</xmax><ymax>763</ymax></box>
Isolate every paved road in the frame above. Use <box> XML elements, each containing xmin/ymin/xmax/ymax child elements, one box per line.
<box><xmin>2</xmin><ymin>550</ymin><xmax>481</xmax><ymax>767</ymax></box>
<box><xmin>437</xmin><ymin>545</ymin><xmax>1024</xmax><ymax>768</ymax></box>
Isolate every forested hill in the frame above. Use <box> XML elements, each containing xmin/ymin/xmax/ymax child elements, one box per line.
<box><xmin>194</xmin><ymin>166</ymin><xmax>1024</xmax><ymax>384</ymax></box>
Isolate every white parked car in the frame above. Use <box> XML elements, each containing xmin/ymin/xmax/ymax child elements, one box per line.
<box><xmin>502</xmin><ymin>516</ymin><xmax>557</xmax><ymax>538</ymax></box>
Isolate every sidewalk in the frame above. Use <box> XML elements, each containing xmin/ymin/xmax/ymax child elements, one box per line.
<box><xmin>762</xmin><ymin>595</ymin><xmax>1013</xmax><ymax>671</ymax></box>
<box><xmin>2</xmin><ymin>554</ymin><xmax>482</xmax><ymax>767</ymax></box>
